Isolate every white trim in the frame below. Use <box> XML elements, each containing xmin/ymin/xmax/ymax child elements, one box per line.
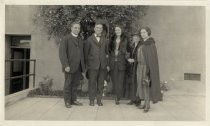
<box><xmin>5</xmin><ymin>33</ymin><xmax>31</xmax><ymax>36</ymax></box>
<box><xmin>5</xmin><ymin>88</ymin><xmax>37</xmax><ymax>107</ymax></box>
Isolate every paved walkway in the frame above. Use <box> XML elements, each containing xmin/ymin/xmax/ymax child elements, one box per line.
<box><xmin>5</xmin><ymin>94</ymin><xmax>205</xmax><ymax>121</ymax></box>
<box><xmin>5</xmin><ymin>80</ymin><xmax>206</xmax><ymax>121</ymax></box>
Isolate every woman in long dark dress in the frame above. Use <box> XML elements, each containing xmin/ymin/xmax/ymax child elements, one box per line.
<box><xmin>126</xmin><ymin>33</ymin><xmax>141</xmax><ymax>106</ymax></box>
<box><xmin>136</xmin><ymin>26</ymin><xmax>162</xmax><ymax>112</ymax></box>
<box><xmin>123</xmin><ymin>39</ymin><xmax>134</xmax><ymax>99</ymax></box>
<box><xmin>109</xmin><ymin>25</ymin><xmax>128</xmax><ymax>105</ymax></box>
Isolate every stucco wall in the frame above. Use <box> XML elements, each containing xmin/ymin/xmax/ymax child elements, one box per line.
<box><xmin>30</xmin><ymin>33</ymin><xmax>64</xmax><ymax>90</ymax></box>
<box><xmin>140</xmin><ymin>6</ymin><xmax>205</xmax><ymax>82</ymax></box>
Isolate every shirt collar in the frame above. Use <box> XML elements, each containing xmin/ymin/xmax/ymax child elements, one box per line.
<box><xmin>94</xmin><ymin>33</ymin><xmax>101</xmax><ymax>37</ymax></box>
<box><xmin>71</xmin><ymin>32</ymin><xmax>78</xmax><ymax>37</ymax></box>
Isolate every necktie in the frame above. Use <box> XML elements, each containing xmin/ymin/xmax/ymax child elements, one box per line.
<box><xmin>96</xmin><ymin>35</ymin><xmax>101</xmax><ymax>42</ymax></box>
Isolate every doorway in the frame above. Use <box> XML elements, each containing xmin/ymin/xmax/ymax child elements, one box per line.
<box><xmin>5</xmin><ymin>35</ymin><xmax>31</xmax><ymax>95</ymax></box>
<box><xmin>10</xmin><ymin>48</ymin><xmax>30</xmax><ymax>94</ymax></box>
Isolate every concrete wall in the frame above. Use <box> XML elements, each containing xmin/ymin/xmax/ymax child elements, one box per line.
<box><xmin>140</xmin><ymin>6</ymin><xmax>205</xmax><ymax>83</ymax></box>
<box><xmin>5</xmin><ymin>6</ymin><xmax>206</xmax><ymax>91</ymax></box>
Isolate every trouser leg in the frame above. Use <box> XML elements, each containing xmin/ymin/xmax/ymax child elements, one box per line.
<box><xmin>88</xmin><ymin>70</ymin><xmax>98</xmax><ymax>101</ymax></box>
<box><xmin>64</xmin><ymin>73</ymin><xmax>72</xmax><ymax>103</ymax></box>
<box><xmin>96</xmin><ymin>70</ymin><xmax>106</xmax><ymax>102</ymax></box>
<box><xmin>70</xmin><ymin>68</ymin><xmax>82</xmax><ymax>102</ymax></box>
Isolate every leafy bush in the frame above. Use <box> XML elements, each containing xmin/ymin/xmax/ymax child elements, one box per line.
<box><xmin>38</xmin><ymin>75</ymin><xmax>53</xmax><ymax>95</ymax></box>
<box><xmin>34</xmin><ymin>5</ymin><xmax>148</xmax><ymax>43</ymax></box>
<box><xmin>160</xmin><ymin>80</ymin><xmax>169</xmax><ymax>92</ymax></box>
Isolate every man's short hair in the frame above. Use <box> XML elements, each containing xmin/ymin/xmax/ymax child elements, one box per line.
<box><xmin>71</xmin><ymin>21</ymin><xmax>80</xmax><ymax>28</ymax></box>
<box><xmin>94</xmin><ymin>21</ymin><xmax>103</xmax><ymax>27</ymax></box>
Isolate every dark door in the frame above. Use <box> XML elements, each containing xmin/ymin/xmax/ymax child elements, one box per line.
<box><xmin>10</xmin><ymin>48</ymin><xmax>30</xmax><ymax>94</ymax></box>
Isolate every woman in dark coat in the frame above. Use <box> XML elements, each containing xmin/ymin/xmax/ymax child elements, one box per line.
<box><xmin>126</xmin><ymin>33</ymin><xmax>141</xmax><ymax>106</ymax></box>
<box><xmin>136</xmin><ymin>26</ymin><xmax>162</xmax><ymax>112</ymax></box>
<box><xmin>123</xmin><ymin>40</ymin><xmax>134</xmax><ymax>99</ymax></box>
<box><xmin>109</xmin><ymin>25</ymin><xmax>128</xmax><ymax>105</ymax></box>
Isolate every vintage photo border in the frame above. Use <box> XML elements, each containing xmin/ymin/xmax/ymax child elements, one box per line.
<box><xmin>0</xmin><ymin>0</ymin><xmax>210</xmax><ymax>126</ymax></box>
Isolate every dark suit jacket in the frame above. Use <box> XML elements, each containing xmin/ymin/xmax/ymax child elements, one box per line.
<box><xmin>109</xmin><ymin>35</ymin><xmax>128</xmax><ymax>70</ymax></box>
<box><xmin>59</xmin><ymin>34</ymin><xmax>85</xmax><ymax>73</ymax></box>
<box><xmin>84</xmin><ymin>34</ymin><xmax>109</xmax><ymax>70</ymax></box>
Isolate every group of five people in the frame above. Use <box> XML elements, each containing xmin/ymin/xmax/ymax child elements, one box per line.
<box><xmin>59</xmin><ymin>21</ymin><xmax>161</xmax><ymax>113</ymax></box>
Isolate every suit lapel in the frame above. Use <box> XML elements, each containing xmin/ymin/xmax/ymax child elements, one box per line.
<box><xmin>99</xmin><ymin>37</ymin><xmax>104</xmax><ymax>46</ymax></box>
<box><xmin>91</xmin><ymin>35</ymin><xmax>100</xmax><ymax>47</ymax></box>
<box><xmin>78</xmin><ymin>39</ymin><xmax>83</xmax><ymax>51</ymax></box>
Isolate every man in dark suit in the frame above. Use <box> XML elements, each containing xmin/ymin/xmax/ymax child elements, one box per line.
<box><xmin>85</xmin><ymin>22</ymin><xmax>109</xmax><ymax>106</ymax></box>
<box><xmin>59</xmin><ymin>22</ymin><xmax>85</xmax><ymax>108</ymax></box>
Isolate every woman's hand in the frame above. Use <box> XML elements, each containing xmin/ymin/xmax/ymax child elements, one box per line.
<box><xmin>65</xmin><ymin>66</ymin><xmax>70</xmax><ymax>72</ymax></box>
<box><xmin>142</xmin><ymin>78</ymin><xmax>150</xmax><ymax>86</ymax></box>
<box><xmin>128</xmin><ymin>58</ymin><xmax>135</xmax><ymax>63</ymax></box>
<box><xmin>107</xmin><ymin>66</ymin><xmax>110</xmax><ymax>72</ymax></box>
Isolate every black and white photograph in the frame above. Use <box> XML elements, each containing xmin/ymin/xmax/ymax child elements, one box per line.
<box><xmin>0</xmin><ymin>0</ymin><xmax>209</xmax><ymax>125</ymax></box>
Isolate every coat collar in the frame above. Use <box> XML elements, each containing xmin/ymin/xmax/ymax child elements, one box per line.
<box><xmin>113</xmin><ymin>37</ymin><xmax>125</xmax><ymax>50</ymax></box>
<box><xmin>90</xmin><ymin>34</ymin><xmax>103</xmax><ymax>47</ymax></box>
<box><xmin>140</xmin><ymin>37</ymin><xmax>155</xmax><ymax>46</ymax></box>
<box><xmin>69</xmin><ymin>33</ymin><xmax>80</xmax><ymax>47</ymax></box>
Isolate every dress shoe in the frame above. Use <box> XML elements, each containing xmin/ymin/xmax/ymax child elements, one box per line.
<box><xmin>71</xmin><ymin>101</ymin><xmax>83</xmax><ymax>106</ymax></box>
<box><xmin>89</xmin><ymin>101</ymin><xmax>94</xmax><ymax>106</ymax></box>
<box><xmin>152</xmin><ymin>101</ymin><xmax>158</xmax><ymax>104</ymax></box>
<box><xmin>143</xmin><ymin>106</ymin><xmax>150</xmax><ymax>113</ymax></box>
<box><xmin>127</xmin><ymin>100</ymin><xmax>134</xmax><ymax>105</ymax></box>
<box><xmin>144</xmin><ymin>108</ymin><xmax>149</xmax><ymax>113</ymax></box>
<box><xmin>115</xmin><ymin>101</ymin><xmax>120</xmax><ymax>105</ymax></box>
<box><xmin>97</xmin><ymin>102</ymin><xmax>103</xmax><ymax>106</ymax></box>
<box><xmin>97</xmin><ymin>100</ymin><xmax>103</xmax><ymax>106</ymax></box>
<box><xmin>138</xmin><ymin>105</ymin><xmax>145</xmax><ymax>109</ymax></box>
<box><xmin>65</xmin><ymin>102</ymin><xmax>72</xmax><ymax>108</ymax></box>
<box><xmin>115</xmin><ymin>98</ymin><xmax>120</xmax><ymax>105</ymax></box>
<box><xmin>135</xmin><ymin>101</ymin><xmax>141</xmax><ymax>106</ymax></box>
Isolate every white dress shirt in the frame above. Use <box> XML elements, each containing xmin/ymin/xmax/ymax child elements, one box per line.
<box><xmin>94</xmin><ymin>33</ymin><xmax>101</xmax><ymax>42</ymax></box>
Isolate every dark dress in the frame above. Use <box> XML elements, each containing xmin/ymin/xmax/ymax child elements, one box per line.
<box><xmin>124</xmin><ymin>41</ymin><xmax>141</xmax><ymax>101</ymax></box>
<box><xmin>124</xmin><ymin>42</ymin><xmax>134</xmax><ymax>99</ymax></box>
<box><xmin>109</xmin><ymin>35</ymin><xmax>128</xmax><ymax>99</ymax></box>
